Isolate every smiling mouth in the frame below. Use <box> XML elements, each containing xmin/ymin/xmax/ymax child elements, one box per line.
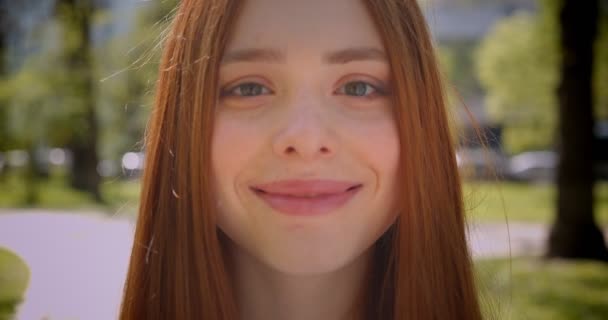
<box><xmin>251</xmin><ymin>184</ymin><xmax>362</xmax><ymax>197</ymax></box>
<box><xmin>249</xmin><ymin>180</ymin><xmax>363</xmax><ymax>216</ymax></box>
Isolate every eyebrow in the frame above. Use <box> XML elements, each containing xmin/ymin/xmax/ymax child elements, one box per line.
<box><xmin>221</xmin><ymin>47</ymin><xmax>387</xmax><ymax>65</ymax></box>
<box><xmin>221</xmin><ymin>48</ymin><xmax>285</xmax><ymax>64</ymax></box>
<box><xmin>325</xmin><ymin>47</ymin><xmax>387</xmax><ymax>64</ymax></box>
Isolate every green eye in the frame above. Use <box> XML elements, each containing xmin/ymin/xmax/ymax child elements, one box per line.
<box><xmin>341</xmin><ymin>81</ymin><xmax>378</xmax><ymax>97</ymax></box>
<box><xmin>225</xmin><ymin>83</ymin><xmax>271</xmax><ymax>97</ymax></box>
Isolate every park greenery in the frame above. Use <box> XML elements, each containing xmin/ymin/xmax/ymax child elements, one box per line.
<box><xmin>477</xmin><ymin>258</ymin><xmax>608</xmax><ymax>320</ymax></box>
<box><xmin>0</xmin><ymin>1</ymin><xmax>175</xmax><ymax>155</ymax></box>
<box><xmin>0</xmin><ymin>0</ymin><xmax>177</xmax><ymax>203</ymax></box>
<box><xmin>475</xmin><ymin>0</ymin><xmax>608</xmax><ymax>154</ymax></box>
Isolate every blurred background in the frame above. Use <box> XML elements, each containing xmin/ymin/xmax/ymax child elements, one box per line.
<box><xmin>0</xmin><ymin>0</ymin><xmax>607</xmax><ymax>319</ymax></box>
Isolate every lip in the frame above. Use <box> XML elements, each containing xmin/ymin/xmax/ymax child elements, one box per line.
<box><xmin>250</xmin><ymin>179</ymin><xmax>363</xmax><ymax>216</ymax></box>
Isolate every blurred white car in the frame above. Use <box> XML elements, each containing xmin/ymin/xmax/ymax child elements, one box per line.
<box><xmin>508</xmin><ymin>151</ymin><xmax>557</xmax><ymax>182</ymax></box>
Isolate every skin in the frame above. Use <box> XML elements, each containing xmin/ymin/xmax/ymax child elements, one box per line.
<box><xmin>211</xmin><ymin>0</ymin><xmax>400</xmax><ymax>319</ymax></box>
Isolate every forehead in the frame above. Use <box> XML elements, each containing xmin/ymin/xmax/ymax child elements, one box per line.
<box><xmin>226</xmin><ymin>0</ymin><xmax>384</xmax><ymax>54</ymax></box>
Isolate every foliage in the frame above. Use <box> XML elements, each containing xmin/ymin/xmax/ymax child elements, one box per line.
<box><xmin>476</xmin><ymin>1</ymin><xmax>608</xmax><ymax>154</ymax></box>
<box><xmin>595</xmin><ymin>4</ymin><xmax>608</xmax><ymax>120</ymax></box>
<box><xmin>0</xmin><ymin>0</ymin><xmax>178</xmax><ymax>166</ymax></box>
<box><xmin>476</xmin><ymin>10</ymin><xmax>558</xmax><ymax>154</ymax></box>
<box><xmin>0</xmin><ymin>19</ymin><xmax>77</xmax><ymax>149</ymax></box>
<box><xmin>95</xmin><ymin>0</ymin><xmax>177</xmax><ymax>161</ymax></box>
<box><xmin>0</xmin><ymin>247</ymin><xmax>29</xmax><ymax>320</ymax></box>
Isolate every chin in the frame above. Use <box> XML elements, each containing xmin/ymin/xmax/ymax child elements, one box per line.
<box><xmin>257</xmin><ymin>239</ymin><xmax>371</xmax><ymax>276</ymax></box>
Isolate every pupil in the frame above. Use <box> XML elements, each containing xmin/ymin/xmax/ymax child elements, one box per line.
<box><xmin>346</xmin><ymin>82</ymin><xmax>367</xmax><ymax>96</ymax></box>
<box><xmin>241</xmin><ymin>83</ymin><xmax>261</xmax><ymax>96</ymax></box>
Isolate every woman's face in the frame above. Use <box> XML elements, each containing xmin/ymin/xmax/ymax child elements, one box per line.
<box><xmin>212</xmin><ymin>0</ymin><xmax>400</xmax><ymax>275</ymax></box>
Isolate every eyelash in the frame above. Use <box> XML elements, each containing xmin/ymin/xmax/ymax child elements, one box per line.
<box><xmin>220</xmin><ymin>80</ymin><xmax>387</xmax><ymax>99</ymax></box>
<box><xmin>221</xmin><ymin>82</ymin><xmax>273</xmax><ymax>98</ymax></box>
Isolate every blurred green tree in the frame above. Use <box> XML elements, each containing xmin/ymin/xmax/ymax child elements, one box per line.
<box><xmin>0</xmin><ymin>0</ymin><xmax>177</xmax><ymax>204</ymax></box>
<box><xmin>96</xmin><ymin>0</ymin><xmax>178</xmax><ymax>165</ymax></box>
<box><xmin>476</xmin><ymin>1</ymin><xmax>608</xmax><ymax>154</ymax></box>
<box><xmin>0</xmin><ymin>0</ymin><xmax>64</xmax><ymax>202</ymax></box>
<box><xmin>54</xmin><ymin>0</ymin><xmax>103</xmax><ymax>201</ymax></box>
<box><xmin>3</xmin><ymin>0</ymin><xmax>108</xmax><ymax>202</ymax></box>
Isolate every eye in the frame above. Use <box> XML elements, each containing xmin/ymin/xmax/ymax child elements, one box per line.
<box><xmin>222</xmin><ymin>82</ymin><xmax>272</xmax><ymax>97</ymax></box>
<box><xmin>336</xmin><ymin>81</ymin><xmax>384</xmax><ymax>98</ymax></box>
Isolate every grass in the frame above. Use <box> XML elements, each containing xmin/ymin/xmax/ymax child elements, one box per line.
<box><xmin>0</xmin><ymin>169</ymin><xmax>140</xmax><ymax>217</ymax></box>
<box><xmin>475</xmin><ymin>258</ymin><xmax>608</xmax><ymax>320</ymax></box>
<box><xmin>464</xmin><ymin>181</ymin><xmax>608</xmax><ymax>225</ymax></box>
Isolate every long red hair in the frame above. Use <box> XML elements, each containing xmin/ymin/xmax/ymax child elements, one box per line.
<box><xmin>119</xmin><ymin>1</ymin><xmax>483</xmax><ymax>319</ymax></box>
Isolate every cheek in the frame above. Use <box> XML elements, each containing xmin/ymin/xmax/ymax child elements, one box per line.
<box><xmin>343</xmin><ymin>115</ymin><xmax>400</xmax><ymax>219</ymax></box>
<box><xmin>211</xmin><ymin>115</ymin><xmax>259</xmax><ymax>240</ymax></box>
<box><xmin>211</xmin><ymin>115</ymin><xmax>258</xmax><ymax>214</ymax></box>
<box><xmin>368</xmin><ymin>125</ymin><xmax>400</xmax><ymax>207</ymax></box>
<box><xmin>342</xmin><ymin>113</ymin><xmax>400</xmax><ymax>177</ymax></box>
<box><xmin>333</xmin><ymin>99</ymin><xmax>399</xmax><ymax>175</ymax></box>
<box><xmin>212</xmin><ymin>114</ymin><xmax>261</xmax><ymax>180</ymax></box>
<box><xmin>368</xmin><ymin>126</ymin><xmax>399</xmax><ymax>174</ymax></box>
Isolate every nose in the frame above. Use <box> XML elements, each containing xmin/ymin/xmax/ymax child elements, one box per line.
<box><xmin>272</xmin><ymin>95</ymin><xmax>336</xmax><ymax>161</ymax></box>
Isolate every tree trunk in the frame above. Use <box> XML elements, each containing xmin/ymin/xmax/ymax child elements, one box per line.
<box><xmin>58</xmin><ymin>0</ymin><xmax>102</xmax><ymax>202</ymax></box>
<box><xmin>547</xmin><ymin>0</ymin><xmax>608</xmax><ymax>261</ymax></box>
